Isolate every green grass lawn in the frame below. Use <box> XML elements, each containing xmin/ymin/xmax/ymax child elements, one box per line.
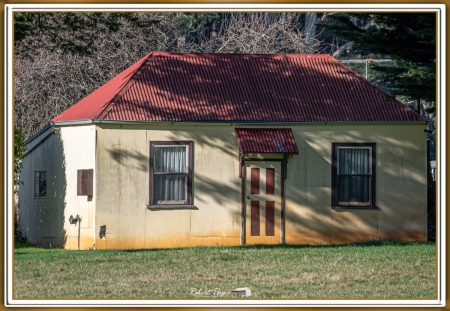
<box><xmin>14</xmin><ymin>241</ymin><xmax>436</xmax><ymax>299</ymax></box>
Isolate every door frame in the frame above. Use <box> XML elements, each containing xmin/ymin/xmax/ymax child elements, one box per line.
<box><xmin>239</xmin><ymin>153</ymin><xmax>288</xmax><ymax>245</ymax></box>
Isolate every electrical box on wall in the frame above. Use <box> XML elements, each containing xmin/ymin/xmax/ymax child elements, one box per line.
<box><xmin>77</xmin><ymin>169</ymin><xmax>93</xmax><ymax>196</ymax></box>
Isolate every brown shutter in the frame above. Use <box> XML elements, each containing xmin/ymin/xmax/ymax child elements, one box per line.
<box><xmin>77</xmin><ymin>169</ymin><xmax>93</xmax><ymax>196</ymax></box>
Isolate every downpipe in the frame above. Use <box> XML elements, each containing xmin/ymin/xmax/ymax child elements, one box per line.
<box><xmin>69</xmin><ymin>214</ymin><xmax>82</xmax><ymax>250</ymax></box>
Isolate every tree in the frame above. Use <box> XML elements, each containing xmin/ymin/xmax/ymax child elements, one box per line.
<box><xmin>184</xmin><ymin>13</ymin><xmax>320</xmax><ymax>54</ymax></box>
<box><xmin>15</xmin><ymin>12</ymin><xmax>321</xmax><ymax>139</ymax></box>
<box><xmin>14</xmin><ymin>128</ymin><xmax>27</xmax><ymax>192</ymax></box>
<box><xmin>318</xmin><ymin>13</ymin><xmax>436</xmax><ymax>161</ymax></box>
<box><xmin>14</xmin><ymin>13</ymin><xmax>163</xmax><ymax>138</ymax></box>
<box><xmin>14</xmin><ymin>12</ymin><xmax>158</xmax><ymax>56</ymax></box>
<box><xmin>318</xmin><ymin>13</ymin><xmax>436</xmax><ymax>106</ymax></box>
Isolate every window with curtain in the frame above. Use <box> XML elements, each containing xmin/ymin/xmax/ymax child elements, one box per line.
<box><xmin>332</xmin><ymin>143</ymin><xmax>376</xmax><ymax>208</ymax></box>
<box><xmin>150</xmin><ymin>141</ymin><xmax>193</xmax><ymax>206</ymax></box>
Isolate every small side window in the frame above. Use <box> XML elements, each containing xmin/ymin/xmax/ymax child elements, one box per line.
<box><xmin>34</xmin><ymin>171</ymin><xmax>47</xmax><ymax>198</ymax></box>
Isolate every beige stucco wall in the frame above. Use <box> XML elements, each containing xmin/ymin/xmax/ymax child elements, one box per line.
<box><xmin>94</xmin><ymin>123</ymin><xmax>427</xmax><ymax>250</ymax></box>
<box><xmin>18</xmin><ymin>125</ymin><xmax>96</xmax><ymax>249</ymax></box>
<box><xmin>95</xmin><ymin>125</ymin><xmax>241</xmax><ymax>249</ymax></box>
<box><xmin>285</xmin><ymin>125</ymin><xmax>427</xmax><ymax>244</ymax></box>
<box><xmin>59</xmin><ymin>126</ymin><xmax>96</xmax><ymax>249</ymax></box>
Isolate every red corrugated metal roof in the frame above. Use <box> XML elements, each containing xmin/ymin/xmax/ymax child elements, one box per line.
<box><xmin>235</xmin><ymin>128</ymin><xmax>298</xmax><ymax>154</ymax></box>
<box><xmin>52</xmin><ymin>52</ymin><xmax>425</xmax><ymax>123</ymax></box>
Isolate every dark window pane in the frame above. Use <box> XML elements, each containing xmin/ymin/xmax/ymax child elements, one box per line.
<box><xmin>39</xmin><ymin>179</ymin><xmax>47</xmax><ymax>197</ymax></box>
<box><xmin>338</xmin><ymin>175</ymin><xmax>370</xmax><ymax>205</ymax></box>
<box><xmin>338</xmin><ymin>148</ymin><xmax>370</xmax><ymax>175</ymax></box>
<box><xmin>34</xmin><ymin>171</ymin><xmax>47</xmax><ymax>198</ymax></box>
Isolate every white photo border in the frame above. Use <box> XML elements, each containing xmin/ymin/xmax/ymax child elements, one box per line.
<box><xmin>5</xmin><ymin>3</ymin><xmax>446</xmax><ymax>307</ymax></box>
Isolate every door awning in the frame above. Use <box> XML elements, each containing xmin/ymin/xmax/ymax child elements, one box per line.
<box><xmin>235</xmin><ymin>128</ymin><xmax>299</xmax><ymax>154</ymax></box>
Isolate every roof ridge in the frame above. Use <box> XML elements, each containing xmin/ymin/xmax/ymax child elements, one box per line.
<box><xmin>96</xmin><ymin>52</ymin><xmax>153</xmax><ymax>119</ymax></box>
<box><xmin>150</xmin><ymin>52</ymin><xmax>330</xmax><ymax>59</ymax></box>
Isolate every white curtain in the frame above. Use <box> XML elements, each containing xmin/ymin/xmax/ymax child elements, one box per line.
<box><xmin>154</xmin><ymin>146</ymin><xmax>187</xmax><ymax>202</ymax></box>
<box><xmin>338</xmin><ymin>148</ymin><xmax>370</xmax><ymax>204</ymax></box>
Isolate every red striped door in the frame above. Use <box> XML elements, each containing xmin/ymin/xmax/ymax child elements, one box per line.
<box><xmin>245</xmin><ymin>161</ymin><xmax>281</xmax><ymax>244</ymax></box>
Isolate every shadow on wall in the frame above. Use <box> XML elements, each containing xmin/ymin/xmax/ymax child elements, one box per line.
<box><xmin>45</xmin><ymin>130</ymin><xmax>68</xmax><ymax>248</ymax></box>
<box><xmin>104</xmin><ymin>119</ymin><xmax>426</xmax><ymax>243</ymax></box>
<box><xmin>108</xmin><ymin>147</ymin><xmax>147</xmax><ymax>172</ymax></box>
<box><xmin>17</xmin><ymin>129</ymin><xmax>68</xmax><ymax>248</ymax></box>
<box><xmin>288</xmin><ymin>130</ymin><xmax>426</xmax><ymax>243</ymax></box>
<box><xmin>106</xmin><ymin>138</ymin><xmax>242</xmax><ymax>222</ymax></box>
<box><xmin>168</xmin><ymin>128</ymin><xmax>237</xmax><ymax>158</ymax></box>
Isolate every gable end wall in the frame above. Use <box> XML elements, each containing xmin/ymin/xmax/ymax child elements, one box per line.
<box><xmin>18</xmin><ymin>125</ymin><xmax>96</xmax><ymax>249</ymax></box>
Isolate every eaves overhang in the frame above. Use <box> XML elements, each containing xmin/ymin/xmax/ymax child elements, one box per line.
<box><xmin>49</xmin><ymin>119</ymin><xmax>431</xmax><ymax>127</ymax></box>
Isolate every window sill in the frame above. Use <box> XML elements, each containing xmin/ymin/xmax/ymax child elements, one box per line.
<box><xmin>147</xmin><ymin>205</ymin><xmax>197</xmax><ymax>210</ymax></box>
<box><xmin>332</xmin><ymin>206</ymin><xmax>378</xmax><ymax>210</ymax></box>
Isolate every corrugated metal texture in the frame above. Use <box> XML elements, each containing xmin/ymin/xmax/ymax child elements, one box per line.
<box><xmin>53</xmin><ymin>52</ymin><xmax>426</xmax><ymax>123</ymax></box>
<box><xmin>51</xmin><ymin>53</ymin><xmax>152</xmax><ymax>122</ymax></box>
<box><xmin>235</xmin><ymin>128</ymin><xmax>299</xmax><ymax>154</ymax></box>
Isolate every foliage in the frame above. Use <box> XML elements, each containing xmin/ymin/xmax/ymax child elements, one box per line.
<box><xmin>200</xmin><ymin>13</ymin><xmax>319</xmax><ymax>54</ymax></box>
<box><xmin>14</xmin><ymin>13</ymin><xmax>161</xmax><ymax>138</ymax></box>
<box><xmin>14</xmin><ymin>127</ymin><xmax>27</xmax><ymax>190</ymax></box>
<box><xmin>14</xmin><ymin>12</ymin><xmax>320</xmax><ymax>139</ymax></box>
<box><xmin>318</xmin><ymin>13</ymin><xmax>436</xmax><ymax>104</ymax></box>
<box><xmin>176</xmin><ymin>13</ymin><xmax>221</xmax><ymax>33</ymax></box>
<box><xmin>318</xmin><ymin>13</ymin><xmax>437</xmax><ymax>160</ymax></box>
<box><xmin>14</xmin><ymin>128</ymin><xmax>27</xmax><ymax>241</ymax></box>
<box><xmin>14</xmin><ymin>242</ymin><xmax>435</xmax><ymax>299</ymax></box>
<box><xmin>14</xmin><ymin>232</ymin><xmax>29</xmax><ymax>246</ymax></box>
<box><xmin>14</xmin><ymin>12</ymin><xmax>158</xmax><ymax>56</ymax></box>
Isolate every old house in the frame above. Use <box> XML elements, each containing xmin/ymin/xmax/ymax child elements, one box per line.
<box><xmin>18</xmin><ymin>52</ymin><xmax>428</xmax><ymax>249</ymax></box>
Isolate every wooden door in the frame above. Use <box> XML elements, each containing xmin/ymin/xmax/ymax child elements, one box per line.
<box><xmin>245</xmin><ymin>161</ymin><xmax>281</xmax><ymax>244</ymax></box>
